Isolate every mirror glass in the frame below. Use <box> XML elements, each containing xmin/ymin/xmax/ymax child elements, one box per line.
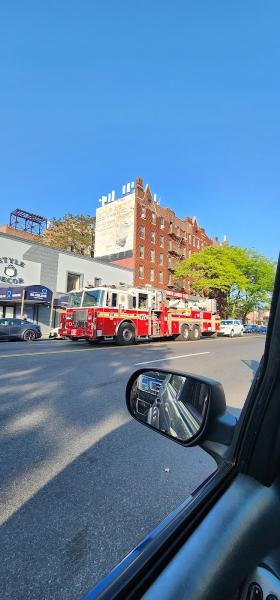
<box><xmin>129</xmin><ymin>370</ymin><xmax>210</xmax><ymax>442</ymax></box>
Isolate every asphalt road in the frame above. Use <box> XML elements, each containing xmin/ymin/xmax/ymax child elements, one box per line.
<box><xmin>0</xmin><ymin>335</ymin><xmax>265</xmax><ymax>600</ymax></box>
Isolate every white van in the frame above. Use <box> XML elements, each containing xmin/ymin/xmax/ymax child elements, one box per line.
<box><xmin>220</xmin><ymin>319</ymin><xmax>244</xmax><ymax>337</ymax></box>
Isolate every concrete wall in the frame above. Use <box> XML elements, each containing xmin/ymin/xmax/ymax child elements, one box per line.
<box><xmin>0</xmin><ymin>236</ymin><xmax>41</xmax><ymax>286</ymax></box>
<box><xmin>56</xmin><ymin>251</ymin><xmax>132</xmax><ymax>292</ymax></box>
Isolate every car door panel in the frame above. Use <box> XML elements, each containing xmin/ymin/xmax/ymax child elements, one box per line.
<box><xmin>142</xmin><ymin>474</ymin><xmax>280</xmax><ymax>600</ymax></box>
<box><xmin>0</xmin><ymin>319</ymin><xmax>10</xmax><ymax>339</ymax></box>
<box><xmin>9</xmin><ymin>319</ymin><xmax>23</xmax><ymax>339</ymax></box>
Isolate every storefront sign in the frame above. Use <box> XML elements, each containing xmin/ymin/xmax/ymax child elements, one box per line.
<box><xmin>0</xmin><ymin>256</ymin><xmax>25</xmax><ymax>284</ymax></box>
<box><xmin>0</xmin><ymin>287</ymin><xmax>23</xmax><ymax>300</ymax></box>
<box><xmin>0</xmin><ymin>285</ymin><xmax>52</xmax><ymax>302</ymax></box>
<box><xmin>25</xmin><ymin>286</ymin><xmax>52</xmax><ymax>302</ymax></box>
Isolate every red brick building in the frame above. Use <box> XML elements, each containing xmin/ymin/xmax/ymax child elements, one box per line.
<box><xmin>94</xmin><ymin>177</ymin><xmax>214</xmax><ymax>292</ymax></box>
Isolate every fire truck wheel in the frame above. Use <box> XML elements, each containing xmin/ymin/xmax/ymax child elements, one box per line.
<box><xmin>190</xmin><ymin>326</ymin><xmax>201</xmax><ymax>341</ymax></box>
<box><xmin>117</xmin><ymin>323</ymin><xmax>136</xmax><ymax>345</ymax></box>
<box><xmin>175</xmin><ymin>325</ymin><xmax>190</xmax><ymax>341</ymax></box>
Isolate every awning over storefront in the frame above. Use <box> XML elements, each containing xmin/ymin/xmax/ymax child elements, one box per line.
<box><xmin>0</xmin><ymin>285</ymin><xmax>53</xmax><ymax>303</ymax></box>
<box><xmin>54</xmin><ymin>295</ymin><xmax>69</xmax><ymax>308</ymax></box>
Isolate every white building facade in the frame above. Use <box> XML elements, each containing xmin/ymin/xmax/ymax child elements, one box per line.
<box><xmin>0</xmin><ymin>232</ymin><xmax>133</xmax><ymax>334</ymax></box>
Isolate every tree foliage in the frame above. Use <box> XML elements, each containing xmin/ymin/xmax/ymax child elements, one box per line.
<box><xmin>44</xmin><ymin>213</ymin><xmax>95</xmax><ymax>256</ymax></box>
<box><xmin>175</xmin><ymin>245</ymin><xmax>276</xmax><ymax>320</ymax></box>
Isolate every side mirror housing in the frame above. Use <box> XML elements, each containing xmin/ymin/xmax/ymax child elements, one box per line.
<box><xmin>126</xmin><ymin>369</ymin><xmax>237</xmax><ymax>456</ymax></box>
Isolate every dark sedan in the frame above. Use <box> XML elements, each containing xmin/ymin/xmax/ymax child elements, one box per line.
<box><xmin>0</xmin><ymin>318</ymin><xmax>42</xmax><ymax>341</ymax></box>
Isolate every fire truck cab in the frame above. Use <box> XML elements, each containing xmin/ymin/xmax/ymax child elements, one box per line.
<box><xmin>62</xmin><ymin>285</ymin><xmax>220</xmax><ymax>345</ymax></box>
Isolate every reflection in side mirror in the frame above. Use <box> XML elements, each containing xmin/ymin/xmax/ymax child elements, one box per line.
<box><xmin>128</xmin><ymin>370</ymin><xmax>210</xmax><ymax>444</ymax></box>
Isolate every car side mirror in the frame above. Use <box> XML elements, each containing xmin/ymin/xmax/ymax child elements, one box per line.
<box><xmin>126</xmin><ymin>369</ymin><xmax>237</xmax><ymax>456</ymax></box>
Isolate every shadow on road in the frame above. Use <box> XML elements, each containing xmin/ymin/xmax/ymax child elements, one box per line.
<box><xmin>0</xmin><ymin>343</ymin><xmax>216</xmax><ymax>600</ymax></box>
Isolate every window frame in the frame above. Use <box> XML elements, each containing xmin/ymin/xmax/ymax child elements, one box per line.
<box><xmin>140</xmin><ymin>225</ymin><xmax>145</xmax><ymax>239</ymax></box>
<box><xmin>139</xmin><ymin>265</ymin><xmax>144</xmax><ymax>279</ymax></box>
<box><xmin>66</xmin><ymin>271</ymin><xmax>83</xmax><ymax>293</ymax></box>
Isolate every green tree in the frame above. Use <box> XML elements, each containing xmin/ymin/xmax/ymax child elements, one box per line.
<box><xmin>44</xmin><ymin>213</ymin><xmax>95</xmax><ymax>256</ymax></box>
<box><xmin>175</xmin><ymin>245</ymin><xmax>275</xmax><ymax>320</ymax></box>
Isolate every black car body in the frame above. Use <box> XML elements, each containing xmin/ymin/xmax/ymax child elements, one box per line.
<box><xmin>0</xmin><ymin>318</ymin><xmax>42</xmax><ymax>341</ymax></box>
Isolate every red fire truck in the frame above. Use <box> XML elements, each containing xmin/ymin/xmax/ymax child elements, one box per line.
<box><xmin>60</xmin><ymin>285</ymin><xmax>220</xmax><ymax>345</ymax></box>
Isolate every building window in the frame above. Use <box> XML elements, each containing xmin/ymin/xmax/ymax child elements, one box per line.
<box><xmin>168</xmin><ymin>256</ymin><xmax>172</xmax><ymax>268</ymax></box>
<box><xmin>168</xmin><ymin>240</ymin><xmax>172</xmax><ymax>251</ymax></box>
<box><xmin>169</xmin><ymin>222</ymin><xmax>173</xmax><ymax>233</ymax></box>
<box><xmin>150</xmin><ymin>249</ymin><xmax>155</xmax><ymax>262</ymax></box>
<box><xmin>139</xmin><ymin>265</ymin><xmax>144</xmax><ymax>279</ymax></box>
<box><xmin>160</xmin><ymin>217</ymin><xmax>164</xmax><ymax>229</ymax></box>
<box><xmin>139</xmin><ymin>245</ymin><xmax>144</xmax><ymax>258</ymax></box>
<box><xmin>94</xmin><ymin>277</ymin><xmax>102</xmax><ymax>287</ymax></box>
<box><xmin>140</xmin><ymin>225</ymin><xmax>145</xmax><ymax>238</ymax></box>
<box><xmin>151</xmin><ymin>212</ymin><xmax>156</xmax><ymax>224</ymax></box>
<box><xmin>159</xmin><ymin>253</ymin><xmax>163</xmax><ymax>265</ymax></box>
<box><xmin>168</xmin><ymin>273</ymin><xmax>173</xmax><ymax>286</ymax></box>
<box><xmin>141</xmin><ymin>206</ymin><xmax>146</xmax><ymax>218</ymax></box>
<box><xmin>66</xmin><ymin>272</ymin><xmax>82</xmax><ymax>292</ymax></box>
<box><xmin>151</xmin><ymin>231</ymin><xmax>155</xmax><ymax>244</ymax></box>
<box><xmin>150</xmin><ymin>268</ymin><xmax>154</xmax><ymax>282</ymax></box>
<box><xmin>159</xmin><ymin>271</ymin><xmax>163</xmax><ymax>283</ymax></box>
<box><xmin>160</xmin><ymin>235</ymin><xmax>164</xmax><ymax>247</ymax></box>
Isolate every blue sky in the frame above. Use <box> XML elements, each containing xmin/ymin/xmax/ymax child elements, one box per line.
<box><xmin>0</xmin><ymin>1</ymin><xmax>279</xmax><ymax>259</ymax></box>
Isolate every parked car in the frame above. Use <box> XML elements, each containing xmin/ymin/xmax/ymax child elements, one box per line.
<box><xmin>0</xmin><ymin>318</ymin><xmax>41</xmax><ymax>341</ymax></box>
<box><xmin>244</xmin><ymin>324</ymin><xmax>259</xmax><ymax>333</ymax></box>
<box><xmin>49</xmin><ymin>326</ymin><xmax>65</xmax><ymax>339</ymax></box>
<box><xmin>257</xmin><ymin>324</ymin><xmax>268</xmax><ymax>334</ymax></box>
<box><xmin>219</xmin><ymin>319</ymin><xmax>244</xmax><ymax>337</ymax></box>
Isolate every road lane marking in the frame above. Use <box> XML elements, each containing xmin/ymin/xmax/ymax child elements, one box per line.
<box><xmin>135</xmin><ymin>352</ymin><xmax>210</xmax><ymax>366</ymax></box>
<box><xmin>0</xmin><ymin>348</ymin><xmax>100</xmax><ymax>359</ymax></box>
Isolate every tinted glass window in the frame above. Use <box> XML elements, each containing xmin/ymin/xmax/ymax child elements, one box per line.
<box><xmin>68</xmin><ymin>292</ymin><xmax>83</xmax><ymax>307</ymax></box>
<box><xmin>82</xmin><ymin>290</ymin><xmax>104</xmax><ymax>307</ymax></box>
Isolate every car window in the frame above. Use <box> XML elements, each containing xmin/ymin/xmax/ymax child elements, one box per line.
<box><xmin>0</xmin><ymin>319</ymin><xmax>9</xmax><ymax>326</ymax></box>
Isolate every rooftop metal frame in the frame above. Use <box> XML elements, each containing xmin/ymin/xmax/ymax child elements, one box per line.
<box><xmin>9</xmin><ymin>209</ymin><xmax>47</xmax><ymax>236</ymax></box>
